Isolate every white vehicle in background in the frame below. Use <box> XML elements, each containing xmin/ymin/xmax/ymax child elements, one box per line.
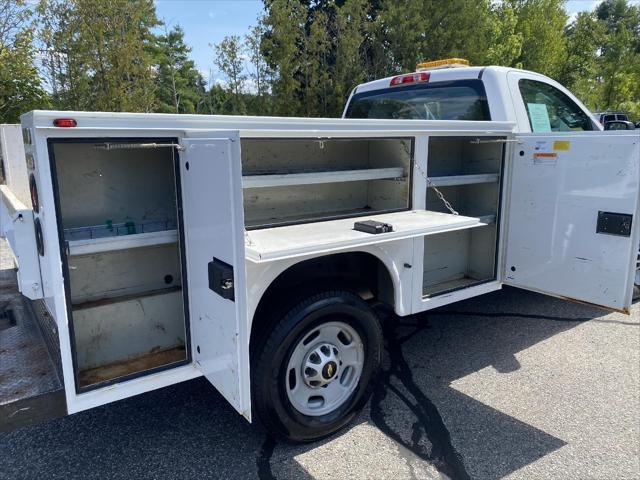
<box><xmin>343</xmin><ymin>58</ymin><xmax>640</xmax><ymax>297</ymax></box>
<box><xmin>0</xmin><ymin>59</ymin><xmax>638</xmax><ymax>441</ymax></box>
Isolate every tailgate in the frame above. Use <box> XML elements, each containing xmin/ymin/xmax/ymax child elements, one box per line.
<box><xmin>0</xmin><ymin>185</ymin><xmax>43</xmax><ymax>299</ymax></box>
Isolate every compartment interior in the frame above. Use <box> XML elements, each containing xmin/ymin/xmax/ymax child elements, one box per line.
<box><xmin>241</xmin><ymin>138</ymin><xmax>412</xmax><ymax>228</ymax></box>
<box><xmin>422</xmin><ymin>136</ymin><xmax>504</xmax><ymax>296</ymax></box>
<box><xmin>51</xmin><ymin>141</ymin><xmax>187</xmax><ymax>389</ymax></box>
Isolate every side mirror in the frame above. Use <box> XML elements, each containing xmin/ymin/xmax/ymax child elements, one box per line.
<box><xmin>604</xmin><ymin>120</ymin><xmax>636</xmax><ymax>130</ymax></box>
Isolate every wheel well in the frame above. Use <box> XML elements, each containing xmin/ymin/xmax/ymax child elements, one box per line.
<box><xmin>250</xmin><ymin>252</ymin><xmax>394</xmax><ymax>349</ymax></box>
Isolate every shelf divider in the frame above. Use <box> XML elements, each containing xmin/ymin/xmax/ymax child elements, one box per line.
<box><xmin>242</xmin><ymin>167</ymin><xmax>405</xmax><ymax>189</ymax></box>
<box><xmin>427</xmin><ymin>173</ymin><xmax>499</xmax><ymax>187</ymax></box>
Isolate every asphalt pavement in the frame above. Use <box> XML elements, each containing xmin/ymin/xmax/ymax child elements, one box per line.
<box><xmin>1</xmin><ymin>287</ymin><xmax>638</xmax><ymax>480</ymax></box>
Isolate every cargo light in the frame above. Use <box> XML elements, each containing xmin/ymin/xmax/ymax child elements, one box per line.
<box><xmin>53</xmin><ymin>118</ymin><xmax>77</xmax><ymax>127</ymax></box>
<box><xmin>389</xmin><ymin>72</ymin><xmax>430</xmax><ymax>87</ymax></box>
<box><xmin>416</xmin><ymin>58</ymin><xmax>470</xmax><ymax>71</ymax></box>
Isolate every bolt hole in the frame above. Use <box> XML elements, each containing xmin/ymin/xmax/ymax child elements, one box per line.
<box><xmin>288</xmin><ymin>369</ymin><xmax>296</xmax><ymax>390</ymax></box>
<box><xmin>320</xmin><ymin>345</ymin><xmax>329</xmax><ymax>356</ymax></box>
<box><xmin>303</xmin><ymin>329</ymin><xmax>319</xmax><ymax>346</ymax></box>
<box><xmin>337</xmin><ymin>331</ymin><xmax>352</xmax><ymax>346</ymax></box>
<box><xmin>519</xmin><ymin>150</ymin><xmax>525</xmax><ymax>156</ymax></box>
<box><xmin>309</xmin><ymin>353</ymin><xmax>321</xmax><ymax>364</ymax></box>
<box><xmin>511</xmin><ymin>266</ymin><xmax>516</xmax><ymax>272</ymax></box>
<box><xmin>185</xmin><ymin>161</ymin><xmax>190</xmax><ymax>170</ymax></box>
<box><xmin>305</xmin><ymin>367</ymin><xmax>316</xmax><ymax>377</ymax></box>
<box><xmin>196</xmin><ymin>345</ymin><xmax>200</xmax><ymax>354</ymax></box>
<box><xmin>164</xmin><ymin>274</ymin><xmax>173</xmax><ymax>285</ymax></box>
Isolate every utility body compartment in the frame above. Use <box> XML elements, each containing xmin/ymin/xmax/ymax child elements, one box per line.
<box><xmin>10</xmin><ymin>111</ymin><xmax>639</xmax><ymax>425</ymax></box>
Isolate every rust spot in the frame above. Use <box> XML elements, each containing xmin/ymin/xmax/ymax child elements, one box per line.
<box><xmin>78</xmin><ymin>346</ymin><xmax>186</xmax><ymax>387</ymax></box>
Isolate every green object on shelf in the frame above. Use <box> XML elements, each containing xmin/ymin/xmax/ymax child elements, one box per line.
<box><xmin>125</xmin><ymin>221</ymin><xmax>136</xmax><ymax>235</ymax></box>
<box><xmin>105</xmin><ymin>219</ymin><xmax>113</xmax><ymax>231</ymax></box>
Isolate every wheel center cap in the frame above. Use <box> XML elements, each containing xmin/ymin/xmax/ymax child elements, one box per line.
<box><xmin>322</xmin><ymin>361</ymin><xmax>338</xmax><ymax>380</ymax></box>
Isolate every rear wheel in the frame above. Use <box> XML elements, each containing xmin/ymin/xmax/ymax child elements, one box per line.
<box><xmin>251</xmin><ymin>290</ymin><xmax>382</xmax><ymax>442</ymax></box>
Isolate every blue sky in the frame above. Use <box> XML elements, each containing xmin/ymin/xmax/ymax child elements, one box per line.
<box><xmin>154</xmin><ymin>1</ymin><xmax>264</xmax><ymax>86</ymax></box>
<box><xmin>153</xmin><ymin>0</ymin><xmax>632</xmax><ymax>85</ymax></box>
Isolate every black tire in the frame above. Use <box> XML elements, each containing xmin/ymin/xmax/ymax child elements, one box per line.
<box><xmin>251</xmin><ymin>290</ymin><xmax>382</xmax><ymax>442</ymax></box>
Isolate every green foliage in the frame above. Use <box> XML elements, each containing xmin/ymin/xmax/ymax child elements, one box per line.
<box><xmin>563</xmin><ymin>0</ymin><xmax>640</xmax><ymax>120</ymax></box>
<box><xmin>154</xmin><ymin>25</ymin><xmax>206</xmax><ymax>114</ymax></box>
<box><xmin>3</xmin><ymin>0</ymin><xmax>638</xmax><ymax>121</ymax></box>
<box><xmin>213</xmin><ymin>35</ymin><xmax>247</xmax><ymax>114</ymax></box>
<box><xmin>0</xmin><ymin>0</ymin><xmax>48</xmax><ymax>123</ymax></box>
<box><xmin>245</xmin><ymin>21</ymin><xmax>272</xmax><ymax>115</ymax></box>
<box><xmin>37</xmin><ymin>0</ymin><xmax>159</xmax><ymax>112</ymax></box>
<box><xmin>508</xmin><ymin>0</ymin><xmax>568</xmax><ymax>78</ymax></box>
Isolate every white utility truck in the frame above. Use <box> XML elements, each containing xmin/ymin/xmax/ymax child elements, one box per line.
<box><xmin>1</xmin><ymin>61</ymin><xmax>639</xmax><ymax>441</ymax></box>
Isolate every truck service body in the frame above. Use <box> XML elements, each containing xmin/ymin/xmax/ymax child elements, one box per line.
<box><xmin>1</xmin><ymin>63</ymin><xmax>639</xmax><ymax>440</ymax></box>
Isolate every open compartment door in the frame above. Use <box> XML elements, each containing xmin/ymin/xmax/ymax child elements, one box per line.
<box><xmin>0</xmin><ymin>185</ymin><xmax>43</xmax><ymax>299</ymax></box>
<box><xmin>504</xmin><ymin>133</ymin><xmax>640</xmax><ymax>312</ymax></box>
<box><xmin>179</xmin><ymin>132</ymin><xmax>250</xmax><ymax>418</ymax></box>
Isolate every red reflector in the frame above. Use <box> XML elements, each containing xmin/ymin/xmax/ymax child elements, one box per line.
<box><xmin>390</xmin><ymin>72</ymin><xmax>430</xmax><ymax>86</ymax></box>
<box><xmin>53</xmin><ymin>118</ymin><xmax>77</xmax><ymax>127</ymax></box>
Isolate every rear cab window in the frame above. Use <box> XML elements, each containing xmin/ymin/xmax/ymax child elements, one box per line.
<box><xmin>519</xmin><ymin>79</ymin><xmax>594</xmax><ymax>132</ymax></box>
<box><xmin>344</xmin><ymin>79</ymin><xmax>491</xmax><ymax>121</ymax></box>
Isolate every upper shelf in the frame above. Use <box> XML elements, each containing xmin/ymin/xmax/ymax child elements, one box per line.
<box><xmin>66</xmin><ymin>229</ymin><xmax>178</xmax><ymax>255</ymax></box>
<box><xmin>427</xmin><ymin>173</ymin><xmax>499</xmax><ymax>187</ymax></box>
<box><xmin>245</xmin><ymin>210</ymin><xmax>491</xmax><ymax>263</ymax></box>
<box><xmin>242</xmin><ymin>167</ymin><xmax>405</xmax><ymax>189</ymax></box>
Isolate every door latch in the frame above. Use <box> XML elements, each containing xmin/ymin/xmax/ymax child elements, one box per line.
<box><xmin>208</xmin><ymin>258</ymin><xmax>235</xmax><ymax>301</ymax></box>
<box><xmin>596</xmin><ymin>211</ymin><xmax>633</xmax><ymax>237</ymax></box>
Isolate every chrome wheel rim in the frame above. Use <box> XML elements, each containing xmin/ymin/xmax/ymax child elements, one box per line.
<box><xmin>285</xmin><ymin>321</ymin><xmax>364</xmax><ymax>416</ymax></box>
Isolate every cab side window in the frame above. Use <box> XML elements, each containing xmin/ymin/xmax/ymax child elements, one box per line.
<box><xmin>519</xmin><ymin>79</ymin><xmax>594</xmax><ymax>132</ymax></box>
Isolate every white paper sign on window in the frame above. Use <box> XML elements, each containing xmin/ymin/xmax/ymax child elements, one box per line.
<box><xmin>527</xmin><ymin>103</ymin><xmax>552</xmax><ymax>132</ymax></box>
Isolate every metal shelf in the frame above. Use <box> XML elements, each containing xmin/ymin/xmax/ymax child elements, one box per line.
<box><xmin>427</xmin><ymin>173</ymin><xmax>499</xmax><ymax>187</ymax></box>
<box><xmin>65</xmin><ymin>220</ymin><xmax>178</xmax><ymax>256</ymax></box>
<box><xmin>67</xmin><ymin>230</ymin><xmax>178</xmax><ymax>256</ymax></box>
<box><xmin>245</xmin><ymin>210</ymin><xmax>485</xmax><ymax>263</ymax></box>
<box><xmin>242</xmin><ymin>167</ymin><xmax>405</xmax><ymax>189</ymax></box>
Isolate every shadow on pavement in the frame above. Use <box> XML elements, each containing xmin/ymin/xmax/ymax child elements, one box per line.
<box><xmin>0</xmin><ymin>287</ymin><xmax>610</xmax><ymax>480</ymax></box>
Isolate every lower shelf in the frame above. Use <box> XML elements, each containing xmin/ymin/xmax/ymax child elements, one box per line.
<box><xmin>423</xmin><ymin>276</ymin><xmax>492</xmax><ymax>297</ymax></box>
<box><xmin>78</xmin><ymin>347</ymin><xmax>186</xmax><ymax>387</ymax></box>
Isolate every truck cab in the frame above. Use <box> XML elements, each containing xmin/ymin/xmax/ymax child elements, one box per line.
<box><xmin>342</xmin><ymin>60</ymin><xmax>601</xmax><ymax>134</ymax></box>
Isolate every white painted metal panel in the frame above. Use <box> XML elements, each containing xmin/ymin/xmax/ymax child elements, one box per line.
<box><xmin>0</xmin><ymin>124</ymin><xmax>30</xmax><ymax>206</ymax></box>
<box><xmin>504</xmin><ymin>132</ymin><xmax>640</xmax><ymax>312</ymax></box>
<box><xmin>180</xmin><ymin>134</ymin><xmax>251</xmax><ymax>419</ymax></box>
<box><xmin>0</xmin><ymin>185</ymin><xmax>43</xmax><ymax>299</ymax></box>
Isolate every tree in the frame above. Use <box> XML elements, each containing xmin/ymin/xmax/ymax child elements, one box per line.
<box><xmin>214</xmin><ymin>35</ymin><xmax>247</xmax><ymax>114</ymax></box>
<box><xmin>154</xmin><ymin>25</ymin><xmax>206</xmax><ymax>113</ymax></box>
<box><xmin>245</xmin><ymin>20</ymin><xmax>272</xmax><ymax>115</ymax></box>
<box><xmin>560</xmin><ymin>12</ymin><xmax>603</xmax><ymax>108</ymax></box>
<box><xmin>595</xmin><ymin>0</ymin><xmax>640</xmax><ymax>116</ymax></box>
<box><xmin>304</xmin><ymin>8</ymin><xmax>331</xmax><ymax>116</ymax></box>
<box><xmin>331</xmin><ymin>0</ymin><xmax>369</xmax><ymax>116</ymax></box>
<box><xmin>375</xmin><ymin>0</ymin><xmax>492</xmax><ymax>72</ymax></box>
<box><xmin>262</xmin><ymin>0</ymin><xmax>307</xmax><ymax>116</ymax></box>
<box><xmin>0</xmin><ymin>0</ymin><xmax>48</xmax><ymax>123</ymax></box>
<box><xmin>37</xmin><ymin>0</ymin><xmax>160</xmax><ymax>112</ymax></box>
<box><xmin>483</xmin><ymin>2</ymin><xmax>523</xmax><ymax>67</ymax></box>
<box><xmin>508</xmin><ymin>0</ymin><xmax>568</xmax><ymax>79</ymax></box>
